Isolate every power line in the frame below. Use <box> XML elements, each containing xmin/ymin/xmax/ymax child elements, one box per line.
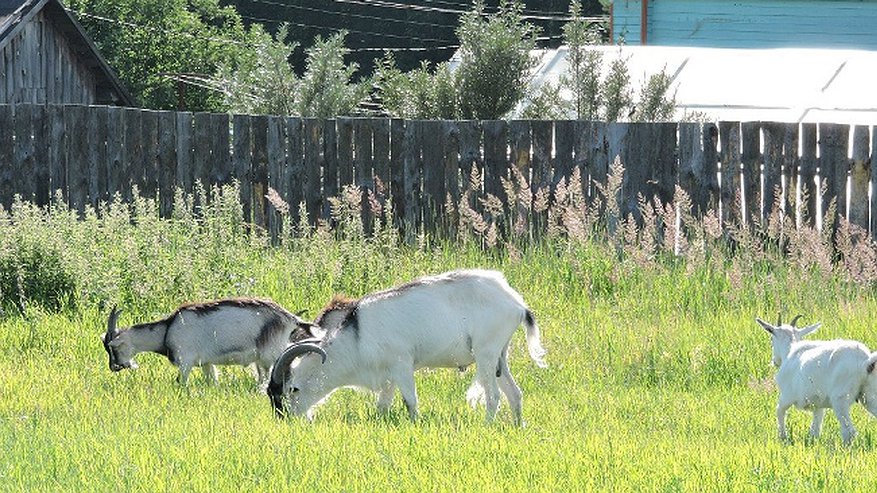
<box><xmin>245</xmin><ymin>0</ymin><xmax>460</xmax><ymax>31</ymax></box>
<box><xmin>237</xmin><ymin>13</ymin><xmax>457</xmax><ymax>43</ymax></box>
<box><xmin>329</xmin><ymin>0</ymin><xmax>605</xmax><ymax>22</ymax></box>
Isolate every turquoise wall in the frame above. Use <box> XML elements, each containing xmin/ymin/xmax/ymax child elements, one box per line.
<box><xmin>612</xmin><ymin>0</ymin><xmax>877</xmax><ymax>49</ymax></box>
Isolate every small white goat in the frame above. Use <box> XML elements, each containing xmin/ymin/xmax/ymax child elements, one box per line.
<box><xmin>101</xmin><ymin>298</ymin><xmax>318</xmax><ymax>385</ymax></box>
<box><xmin>268</xmin><ymin>269</ymin><xmax>548</xmax><ymax>424</ymax></box>
<box><xmin>757</xmin><ymin>315</ymin><xmax>877</xmax><ymax>444</ymax></box>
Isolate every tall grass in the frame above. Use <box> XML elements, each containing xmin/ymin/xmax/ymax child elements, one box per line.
<box><xmin>2</xmin><ymin>168</ymin><xmax>877</xmax><ymax>491</ymax></box>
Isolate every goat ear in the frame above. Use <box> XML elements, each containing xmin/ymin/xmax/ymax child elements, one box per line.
<box><xmin>797</xmin><ymin>322</ymin><xmax>821</xmax><ymax>338</ymax></box>
<box><xmin>108</xmin><ymin>338</ymin><xmax>124</xmax><ymax>348</ymax></box>
<box><xmin>756</xmin><ymin>318</ymin><xmax>774</xmax><ymax>334</ymax></box>
<box><xmin>297</xmin><ymin>321</ymin><xmax>322</xmax><ymax>338</ymax></box>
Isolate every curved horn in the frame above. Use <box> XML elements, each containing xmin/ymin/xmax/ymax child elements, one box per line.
<box><xmin>790</xmin><ymin>314</ymin><xmax>803</xmax><ymax>327</ymax></box>
<box><xmin>777</xmin><ymin>312</ymin><xmax>783</xmax><ymax>326</ymax></box>
<box><xmin>106</xmin><ymin>305</ymin><xmax>122</xmax><ymax>339</ymax></box>
<box><xmin>269</xmin><ymin>343</ymin><xmax>327</xmax><ymax>385</ymax></box>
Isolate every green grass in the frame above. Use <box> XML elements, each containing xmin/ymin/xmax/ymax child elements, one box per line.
<box><xmin>3</xmin><ymin>188</ymin><xmax>877</xmax><ymax>491</ymax></box>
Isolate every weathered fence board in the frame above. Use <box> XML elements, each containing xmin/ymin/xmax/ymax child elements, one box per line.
<box><xmin>849</xmin><ymin>125</ymin><xmax>870</xmax><ymax>230</ymax></box>
<box><xmin>31</xmin><ymin>105</ymin><xmax>49</xmax><ymax>206</ymax></box>
<box><xmin>719</xmin><ymin>122</ymin><xmax>741</xmax><ymax>225</ymax></box>
<box><xmin>2</xmin><ymin>104</ymin><xmax>877</xmax><ymax>244</ymax></box>
<box><xmin>740</xmin><ymin>122</ymin><xmax>760</xmax><ymax>223</ymax></box>
<box><xmin>303</xmin><ymin>118</ymin><xmax>322</xmax><ymax>225</ymax></box>
<box><xmin>799</xmin><ymin>123</ymin><xmax>818</xmax><ymax>225</ymax></box>
<box><xmin>232</xmin><ymin>114</ymin><xmax>252</xmax><ymax>223</ymax></box>
<box><xmin>286</xmin><ymin>117</ymin><xmax>304</xmax><ymax>224</ymax></box>
<box><xmin>157</xmin><ymin>111</ymin><xmax>176</xmax><ymax>217</ymax></box>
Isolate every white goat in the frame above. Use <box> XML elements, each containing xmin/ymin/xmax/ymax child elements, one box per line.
<box><xmin>101</xmin><ymin>298</ymin><xmax>318</xmax><ymax>385</ymax></box>
<box><xmin>268</xmin><ymin>269</ymin><xmax>548</xmax><ymax>425</ymax></box>
<box><xmin>757</xmin><ymin>315</ymin><xmax>877</xmax><ymax>444</ymax></box>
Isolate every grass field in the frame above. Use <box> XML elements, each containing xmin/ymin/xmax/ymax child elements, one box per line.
<box><xmin>3</xmin><ymin>186</ymin><xmax>877</xmax><ymax>491</ymax></box>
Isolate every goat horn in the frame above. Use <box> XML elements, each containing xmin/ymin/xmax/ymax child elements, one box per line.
<box><xmin>777</xmin><ymin>312</ymin><xmax>783</xmax><ymax>326</ymax></box>
<box><xmin>789</xmin><ymin>314</ymin><xmax>803</xmax><ymax>327</ymax></box>
<box><xmin>269</xmin><ymin>342</ymin><xmax>328</xmax><ymax>385</ymax></box>
<box><xmin>106</xmin><ymin>305</ymin><xmax>121</xmax><ymax>339</ymax></box>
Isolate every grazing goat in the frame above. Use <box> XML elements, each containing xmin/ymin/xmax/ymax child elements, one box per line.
<box><xmin>101</xmin><ymin>298</ymin><xmax>318</xmax><ymax>385</ymax></box>
<box><xmin>757</xmin><ymin>315</ymin><xmax>877</xmax><ymax>444</ymax></box>
<box><xmin>268</xmin><ymin>269</ymin><xmax>548</xmax><ymax>425</ymax></box>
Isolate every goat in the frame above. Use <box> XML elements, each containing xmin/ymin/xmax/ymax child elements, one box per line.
<box><xmin>757</xmin><ymin>315</ymin><xmax>877</xmax><ymax>444</ymax></box>
<box><xmin>268</xmin><ymin>269</ymin><xmax>548</xmax><ymax>425</ymax></box>
<box><xmin>101</xmin><ymin>298</ymin><xmax>319</xmax><ymax>385</ymax></box>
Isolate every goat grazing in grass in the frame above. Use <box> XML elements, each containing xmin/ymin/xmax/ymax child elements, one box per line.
<box><xmin>758</xmin><ymin>315</ymin><xmax>877</xmax><ymax>444</ymax></box>
<box><xmin>101</xmin><ymin>298</ymin><xmax>318</xmax><ymax>385</ymax></box>
<box><xmin>268</xmin><ymin>269</ymin><xmax>548</xmax><ymax>425</ymax></box>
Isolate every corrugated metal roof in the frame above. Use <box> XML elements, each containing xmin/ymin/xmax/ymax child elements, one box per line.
<box><xmin>509</xmin><ymin>45</ymin><xmax>877</xmax><ymax>124</ymax></box>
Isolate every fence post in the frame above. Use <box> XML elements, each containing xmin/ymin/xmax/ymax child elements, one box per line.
<box><xmin>66</xmin><ymin>105</ymin><xmax>88</xmax><ymax>212</ymax></box>
<box><xmin>678</xmin><ymin>122</ymin><xmax>719</xmax><ymax>217</ymax></box>
<box><xmin>157</xmin><ymin>110</ymin><xmax>176</xmax><ymax>218</ymax></box>
<box><xmin>871</xmin><ymin>125</ymin><xmax>877</xmax><ymax>241</ymax></box>
<box><xmin>761</xmin><ymin>122</ymin><xmax>784</xmax><ymax>221</ymax></box>
<box><xmin>32</xmin><ymin>105</ymin><xmax>49</xmax><ymax>206</ymax></box>
<box><xmin>48</xmin><ymin>105</ymin><xmax>68</xmax><ymax>202</ymax></box>
<box><xmin>799</xmin><ymin>123</ymin><xmax>818</xmax><ymax>227</ymax></box>
<box><xmin>286</xmin><ymin>117</ymin><xmax>304</xmax><ymax>228</ymax></box>
<box><xmin>849</xmin><ymin>125</ymin><xmax>870</xmax><ymax>231</ymax></box>
<box><xmin>267</xmin><ymin>115</ymin><xmax>287</xmax><ymax>242</ymax></box>
<box><xmin>13</xmin><ymin>104</ymin><xmax>34</xmax><ymax>205</ymax></box>
<box><xmin>140</xmin><ymin>109</ymin><xmax>159</xmax><ymax>200</ymax></box>
<box><xmin>718</xmin><ymin>122</ymin><xmax>741</xmax><ymax>226</ymax></box>
<box><xmin>740</xmin><ymin>122</ymin><xmax>761</xmax><ymax>225</ymax></box>
<box><xmin>252</xmin><ymin>115</ymin><xmax>269</xmax><ymax>229</ymax></box>
<box><xmin>303</xmin><ymin>118</ymin><xmax>323</xmax><ymax>225</ymax></box>
<box><xmin>819</xmin><ymin>123</ymin><xmax>850</xmax><ymax>225</ymax></box>
<box><xmin>421</xmin><ymin>120</ymin><xmax>445</xmax><ymax>236</ymax></box>
<box><xmin>232</xmin><ymin>114</ymin><xmax>253</xmax><ymax>224</ymax></box>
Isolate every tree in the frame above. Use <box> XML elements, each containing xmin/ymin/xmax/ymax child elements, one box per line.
<box><xmin>214</xmin><ymin>25</ymin><xmax>300</xmax><ymax>116</ymax></box>
<box><xmin>455</xmin><ymin>0</ymin><xmax>539</xmax><ymax>120</ymax></box>
<box><xmin>634</xmin><ymin>69</ymin><xmax>677</xmax><ymax>122</ymax></box>
<box><xmin>215</xmin><ymin>29</ymin><xmax>367</xmax><ymax>118</ymax></box>
<box><xmin>68</xmin><ymin>0</ymin><xmax>258</xmax><ymax>111</ymax></box>
<box><xmin>561</xmin><ymin>0</ymin><xmax>602</xmax><ymax>119</ymax></box>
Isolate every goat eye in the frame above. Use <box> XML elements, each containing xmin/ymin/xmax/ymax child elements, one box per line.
<box><xmin>292</xmin><ymin>387</ymin><xmax>300</xmax><ymax>393</ymax></box>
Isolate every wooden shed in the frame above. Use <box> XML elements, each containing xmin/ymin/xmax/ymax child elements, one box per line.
<box><xmin>0</xmin><ymin>0</ymin><xmax>131</xmax><ymax>105</ymax></box>
<box><xmin>612</xmin><ymin>0</ymin><xmax>877</xmax><ymax>50</ymax></box>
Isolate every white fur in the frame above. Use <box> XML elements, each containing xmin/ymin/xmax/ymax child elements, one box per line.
<box><xmin>757</xmin><ymin>318</ymin><xmax>877</xmax><ymax>444</ymax></box>
<box><xmin>102</xmin><ymin>299</ymin><xmax>315</xmax><ymax>385</ymax></box>
<box><xmin>270</xmin><ymin>269</ymin><xmax>547</xmax><ymax>425</ymax></box>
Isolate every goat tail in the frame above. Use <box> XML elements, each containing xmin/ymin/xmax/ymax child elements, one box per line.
<box><xmin>866</xmin><ymin>352</ymin><xmax>877</xmax><ymax>374</ymax></box>
<box><xmin>523</xmin><ymin>309</ymin><xmax>548</xmax><ymax>368</ymax></box>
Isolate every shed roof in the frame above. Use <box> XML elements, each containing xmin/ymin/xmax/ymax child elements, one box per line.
<box><xmin>0</xmin><ymin>0</ymin><xmax>133</xmax><ymax>106</ymax></box>
<box><xmin>508</xmin><ymin>45</ymin><xmax>877</xmax><ymax>125</ymax></box>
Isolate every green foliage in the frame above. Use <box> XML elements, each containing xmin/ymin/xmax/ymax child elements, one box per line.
<box><xmin>0</xmin><ymin>200</ymin><xmax>75</xmax><ymax>313</ymax></box>
<box><xmin>296</xmin><ymin>33</ymin><xmax>369</xmax><ymax>118</ymax></box>
<box><xmin>560</xmin><ymin>0</ymin><xmax>603</xmax><ymax>120</ymax></box>
<box><xmin>520</xmin><ymin>81</ymin><xmax>566</xmax><ymax>120</ymax></box>
<box><xmin>214</xmin><ymin>25</ymin><xmax>300</xmax><ymax>116</ymax></box>
<box><xmin>374</xmin><ymin>56</ymin><xmax>458</xmax><ymax>119</ymax></box>
<box><xmin>635</xmin><ymin>68</ymin><xmax>678</xmax><ymax>122</ymax></box>
<box><xmin>68</xmin><ymin>0</ymin><xmax>256</xmax><ymax>111</ymax></box>
<box><xmin>601</xmin><ymin>54</ymin><xmax>633</xmax><ymax>122</ymax></box>
<box><xmin>455</xmin><ymin>0</ymin><xmax>538</xmax><ymax>119</ymax></box>
<box><xmin>217</xmin><ymin>29</ymin><xmax>367</xmax><ymax>117</ymax></box>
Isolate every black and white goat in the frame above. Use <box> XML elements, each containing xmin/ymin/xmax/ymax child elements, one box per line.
<box><xmin>101</xmin><ymin>298</ymin><xmax>319</xmax><ymax>385</ymax></box>
<box><xmin>268</xmin><ymin>269</ymin><xmax>548</xmax><ymax>425</ymax></box>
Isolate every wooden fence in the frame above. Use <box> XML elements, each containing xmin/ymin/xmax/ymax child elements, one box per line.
<box><xmin>0</xmin><ymin>104</ymin><xmax>875</xmax><ymax>241</ymax></box>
